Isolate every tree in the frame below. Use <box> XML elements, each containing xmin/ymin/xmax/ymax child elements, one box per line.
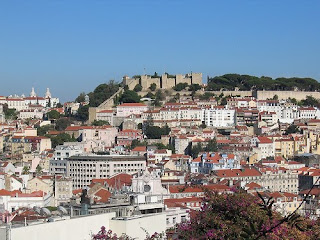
<box><xmin>153</xmin><ymin>90</ymin><xmax>165</xmax><ymax>106</ymax></box>
<box><xmin>75</xmin><ymin>105</ymin><xmax>89</xmax><ymax>122</ymax></box>
<box><xmin>291</xmin><ymin>98</ymin><xmax>297</xmax><ymax>104</ymax></box>
<box><xmin>173</xmin><ymin>83</ymin><xmax>188</xmax><ymax>91</ymax></box>
<box><xmin>75</xmin><ymin>92</ymin><xmax>86</xmax><ymax>103</ymax></box>
<box><xmin>190</xmin><ymin>142</ymin><xmax>202</xmax><ymax>158</ymax></box>
<box><xmin>48</xmin><ymin>133</ymin><xmax>77</xmax><ymax>148</ymax></box>
<box><xmin>22</xmin><ymin>166</ymin><xmax>30</xmax><ymax>175</ymax></box>
<box><xmin>36</xmin><ymin>165</ymin><xmax>42</xmax><ymax>175</ymax></box>
<box><xmin>205</xmin><ymin>138</ymin><xmax>218</xmax><ymax>152</ymax></box>
<box><xmin>120</xmin><ymin>90</ymin><xmax>141</xmax><ymax>103</ymax></box>
<box><xmin>220</xmin><ymin>97</ymin><xmax>228</xmax><ymax>105</ymax></box>
<box><xmin>154</xmin><ymin>143</ymin><xmax>167</xmax><ymax>149</ymax></box>
<box><xmin>145</xmin><ymin>124</ymin><xmax>171</xmax><ymax>139</ymax></box>
<box><xmin>175</xmin><ymin>191</ymin><xmax>320</xmax><ymax>240</ymax></box>
<box><xmin>149</xmin><ymin>83</ymin><xmax>157</xmax><ymax>91</ymax></box>
<box><xmin>3</xmin><ymin>104</ymin><xmax>17</xmax><ymax>120</ymax></box>
<box><xmin>47</xmin><ymin>110</ymin><xmax>60</xmax><ymax>120</ymax></box>
<box><xmin>57</xmin><ymin>103</ymin><xmax>63</xmax><ymax>108</ymax></box>
<box><xmin>206</xmin><ymin>73</ymin><xmax>320</xmax><ymax>91</ymax></box>
<box><xmin>92</xmin><ymin>120</ymin><xmax>110</xmax><ymax>126</ymax></box>
<box><xmin>144</xmin><ymin>92</ymin><xmax>155</xmax><ymax>99</ymax></box>
<box><xmin>285</xmin><ymin>124</ymin><xmax>300</xmax><ymax>135</ymax></box>
<box><xmin>36</xmin><ymin>125</ymin><xmax>52</xmax><ymax>136</ymax></box>
<box><xmin>130</xmin><ymin>139</ymin><xmax>147</xmax><ymax>150</ymax></box>
<box><xmin>189</xmin><ymin>84</ymin><xmax>201</xmax><ymax>92</ymax></box>
<box><xmin>80</xmin><ymin>80</ymin><xmax>120</xmax><ymax>107</ymax></box>
<box><xmin>133</xmin><ymin>84</ymin><xmax>142</xmax><ymax>92</ymax></box>
<box><xmin>199</xmin><ymin>92</ymin><xmax>215</xmax><ymax>100</ymax></box>
<box><xmin>300</xmin><ymin>96</ymin><xmax>320</xmax><ymax>108</ymax></box>
<box><xmin>55</xmin><ymin>118</ymin><xmax>72</xmax><ymax>131</ymax></box>
<box><xmin>273</xmin><ymin>94</ymin><xmax>279</xmax><ymax>100</ymax></box>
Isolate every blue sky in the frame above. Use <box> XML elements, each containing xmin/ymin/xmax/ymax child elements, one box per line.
<box><xmin>0</xmin><ymin>1</ymin><xmax>319</xmax><ymax>102</ymax></box>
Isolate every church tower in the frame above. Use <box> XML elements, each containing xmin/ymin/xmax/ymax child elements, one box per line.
<box><xmin>45</xmin><ymin>88</ymin><xmax>52</xmax><ymax>98</ymax></box>
<box><xmin>30</xmin><ymin>87</ymin><xmax>36</xmax><ymax>97</ymax></box>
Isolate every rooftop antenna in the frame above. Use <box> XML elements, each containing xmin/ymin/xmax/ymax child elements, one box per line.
<box><xmin>144</xmin><ymin>67</ymin><xmax>146</xmax><ymax>76</ymax></box>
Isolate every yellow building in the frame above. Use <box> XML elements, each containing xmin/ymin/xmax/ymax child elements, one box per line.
<box><xmin>275</xmin><ymin>138</ymin><xmax>295</xmax><ymax>159</ymax></box>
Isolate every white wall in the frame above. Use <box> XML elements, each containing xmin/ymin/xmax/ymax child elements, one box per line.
<box><xmin>7</xmin><ymin>212</ymin><xmax>166</xmax><ymax>240</ymax></box>
<box><xmin>110</xmin><ymin>213</ymin><xmax>167</xmax><ymax>240</ymax></box>
<box><xmin>9</xmin><ymin>212</ymin><xmax>116</xmax><ymax>240</ymax></box>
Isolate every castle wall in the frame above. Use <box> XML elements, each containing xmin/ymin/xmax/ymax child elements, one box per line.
<box><xmin>256</xmin><ymin>91</ymin><xmax>320</xmax><ymax>101</ymax></box>
<box><xmin>127</xmin><ymin>78</ymin><xmax>140</xmax><ymax>91</ymax></box>
<box><xmin>176</xmin><ymin>74</ymin><xmax>192</xmax><ymax>85</ymax></box>
<box><xmin>123</xmin><ymin>72</ymin><xmax>203</xmax><ymax>91</ymax></box>
<box><xmin>147</xmin><ymin>78</ymin><xmax>161</xmax><ymax>90</ymax></box>
<box><xmin>161</xmin><ymin>75</ymin><xmax>175</xmax><ymax>89</ymax></box>
<box><xmin>191</xmin><ymin>73</ymin><xmax>202</xmax><ymax>85</ymax></box>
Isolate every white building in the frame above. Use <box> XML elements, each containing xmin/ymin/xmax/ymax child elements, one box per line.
<box><xmin>0</xmin><ymin>190</ymin><xmax>52</xmax><ymax>213</ymax></box>
<box><xmin>116</xmin><ymin>103</ymin><xmax>148</xmax><ymax>117</ymax></box>
<box><xmin>49</xmin><ymin>143</ymin><xmax>84</xmax><ymax>176</ymax></box>
<box><xmin>2</xmin><ymin>88</ymin><xmax>60</xmax><ymax>112</ymax></box>
<box><xmin>6</xmin><ymin>98</ymin><xmax>26</xmax><ymax>111</ymax></box>
<box><xmin>254</xmin><ymin>136</ymin><xmax>275</xmax><ymax>160</ymax></box>
<box><xmin>257</xmin><ymin>100</ymin><xmax>282</xmax><ymax>119</ymax></box>
<box><xmin>67</xmin><ymin>155</ymin><xmax>146</xmax><ymax>189</ymax></box>
<box><xmin>19</xmin><ymin>109</ymin><xmax>44</xmax><ymax>119</ymax></box>
<box><xmin>203</xmin><ymin>107</ymin><xmax>235</xmax><ymax>127</ymax></box>
<box><xmin>96</xmin><ymin>110</ymin><xmax>114</xmax><ymax>125</ymax></box>
<box><xmin>299</xmin><ymin>107</ymin><xmax>317</xmax><ymax>120</ymax></box>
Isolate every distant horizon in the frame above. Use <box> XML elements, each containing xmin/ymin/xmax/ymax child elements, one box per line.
<box><xmin>1</xmin><ymin>1</ymin><xmax>319</xmax><ymax>102</ymax></box>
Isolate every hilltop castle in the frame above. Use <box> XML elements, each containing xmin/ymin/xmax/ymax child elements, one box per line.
<box><xmin>123</xmin><ymin>72</ymin><xmax>202</xmax><ymax>91</ymax></box>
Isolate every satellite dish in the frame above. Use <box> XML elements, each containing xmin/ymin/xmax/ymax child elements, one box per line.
<box><xmin>144</xmin><ymin>185</ymin><xmax>151</xmax><ymax>192</ymax></box>
<box><xmin>40</xmin><ymin>208</ymin><xmax>51</xmax><ymax>217</ymax></box>
<box><xmin>33</xmin><ymin>206</ymin><xmax>41</xmax><ymax>215</ymax></box>
<box><xmin>57</xmin><ymin>206</ymin><xmax>68</xmax><ymax>215</ymax></box>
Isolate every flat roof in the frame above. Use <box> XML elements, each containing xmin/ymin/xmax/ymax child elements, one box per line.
<box><xmin>68</xmin><ymin>155</ymin><xmax>146</xmax><ymax>161</ymax></box>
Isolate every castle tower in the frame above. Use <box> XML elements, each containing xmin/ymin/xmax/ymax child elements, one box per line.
<box><xmin>45</xmin><ymin>88</ymin><xmax>52</xmax><ymax>98</ymax></box>
<box><xmin>30</xmin><ymin>87</ymin><xmax>36</xmax><ymax>97</ymax></box>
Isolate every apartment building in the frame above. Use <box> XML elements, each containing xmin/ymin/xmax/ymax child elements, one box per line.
<box><xmin>213</xmin><ymin>166</ymin><xmax>299</xmax><ymax>193</ymax></box>
<box><xmin>49</xmin><ymin>143</ymin><xmax>84</xmax><ymax>176</ymax></box>
<box><xmin>67</xmin><ymin>155</ymin><xmax>146</xmax><ymax>189</ymax></box>
<box><xmin>203</xmin><ymin>107</ymin><xmax>235</xmax><ymax>127</ymax></box>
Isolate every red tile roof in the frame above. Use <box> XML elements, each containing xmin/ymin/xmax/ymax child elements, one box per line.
<box><xmin>94</xmin><ymin>189</ymin><xmax>112</xmax><ymax>203</ymax></box>
<box><xmin>214</xmin><ymin>168</ymin><xmax>262</xmax><ymax>178</ymax></box>
<box><xmin>131</xmin><ymin>146</ymin><xmax>146</xmax><ymax>152</ymax></box>
<box><xmin>257</xmin><ymin>136</ymin><xmax>273</xmax><ymax>144</ymax></box>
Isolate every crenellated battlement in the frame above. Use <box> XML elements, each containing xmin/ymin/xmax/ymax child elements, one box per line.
<box><xmin>122</xmin><ymin>72</ymin><xmax>202</xmax><ymax>91</ymax></box>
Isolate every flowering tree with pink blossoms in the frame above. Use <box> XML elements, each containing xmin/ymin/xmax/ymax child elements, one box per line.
<box><xmin>175</xmin><ymin>191</ymin><xmax>320</xmax><ymax>240</ymax></box>
<box><xmin>92</xmin><ymin>226</ymin><xmax>164</xmax><ymax>240</ymax></box>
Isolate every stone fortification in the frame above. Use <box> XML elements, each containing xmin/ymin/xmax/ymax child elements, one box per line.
<box><xmin>123</xmin><ymin>72</ymin><xmax>202</xmax><ymax>91</ymax></box>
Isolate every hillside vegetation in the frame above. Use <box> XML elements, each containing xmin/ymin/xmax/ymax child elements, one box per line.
<box><xmin>207</xmin><ymin>74</ymin><xmax>320</xmax><ymax>91</ymax></box>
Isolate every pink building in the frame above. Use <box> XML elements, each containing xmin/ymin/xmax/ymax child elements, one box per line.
<box><xmin>117</xmin><ymin>129</ymin><xmax>143</xmax><ymax>146</ymax></box>
<box><xmin>80</xmin><ymin>126</ymin><xmax>118</xmax><ymax>150</ymax></box>
<box><xmin>116</xmin><ymin>103</ymin><xmax>148</xmax><ymax>117</ymax></box>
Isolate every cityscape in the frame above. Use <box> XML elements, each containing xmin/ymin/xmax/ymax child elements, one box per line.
<box><xmin>1</xmin><ymin>1</ymin><xmax>320</xmax><ymax>240</ymax></box>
